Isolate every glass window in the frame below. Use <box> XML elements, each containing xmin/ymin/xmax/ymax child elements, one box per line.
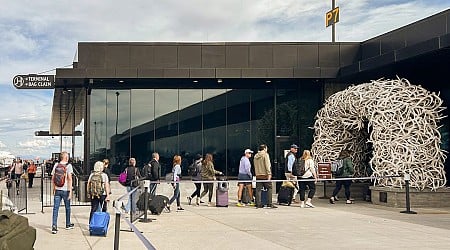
<box><xmin>227</xmin><ymin>89</ymin><xmax>251</xmax><ymax>176</ymax></box>
<box><xmin>203</xmin><ymin>89</ymin><xmax>227</xmax><ymax>173</ymax></box>
<box><xmin>90</xmin><ymin>89</ymin><xmax>107</xmax><ymax>163</ymax></box>
<box><xmin>107</xmin><ymin>90</ymin><xmax>130</xmax><ymax>173</ymax></box>
<box><xmin>155</xmin><ymin>89</ymin><xmax>179</xmax><ymax>173</ymax></box>
<box><xmin>130</xmin><ymin>89</ymin><xmax>155</xmax><ymax>165</ymax></box>
<box><xmin>179</xmin><ymin>89</ymin><xmax>203</xmax><ymax>175</ymax></box>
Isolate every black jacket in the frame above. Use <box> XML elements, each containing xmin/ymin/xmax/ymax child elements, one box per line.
<box><xmin>148</xmin><ymin>159</ymin><xmax>160</xmax><ymax>181</ymax></box>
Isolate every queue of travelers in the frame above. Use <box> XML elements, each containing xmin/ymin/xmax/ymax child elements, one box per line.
<box><xmin>43</xmin><ymin>145</ymin><xmax>355</xmax><ymax>234</ymax></box>
<box><xmin>112</xmin><ymin>145</ymin><xmax>355</xmax><ymax>211</ymax></box>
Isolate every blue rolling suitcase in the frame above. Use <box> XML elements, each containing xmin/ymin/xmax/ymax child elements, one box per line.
<box><xmin>89</xmin><ymin>203</ymin><xmax>110</xmax><ymax>236</ymax></box>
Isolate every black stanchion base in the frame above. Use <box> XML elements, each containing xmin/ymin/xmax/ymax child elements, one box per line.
<box><xmin>139</xmin><ymin>218</ymin><xmax>156</xmax><ymax>223</ymax></box>
<box><xmin>400</xmin><ymin>210</ymin><xmax>417</xmax><ymax>214</ymax></box>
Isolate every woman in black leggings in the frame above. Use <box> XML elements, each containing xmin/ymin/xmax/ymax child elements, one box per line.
<box><xmin>187</xmin><ymin>154</ymin><xmax>203</xmax><ymax>206</ymax></box>
<box><xmin>330</xmin><ymin>149</ymin><xmax>355</xmax><ymax>204</ymax></box>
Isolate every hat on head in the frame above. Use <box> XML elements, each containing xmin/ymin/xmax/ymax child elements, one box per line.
<box><xmin>244</xmin><ymin>149</ymin><xmax>254</xmax><ymax>154</ymax></box>
<box><xmin>290</xmin><ymin>144</ymin><xmax>299</xmax><ymax>149</ymax></box>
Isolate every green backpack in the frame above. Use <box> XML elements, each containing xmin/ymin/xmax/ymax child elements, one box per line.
<box><xmin>88</xmin><ymin>172</ymin><xmax>104</xmax><ymax>199</ymax></box>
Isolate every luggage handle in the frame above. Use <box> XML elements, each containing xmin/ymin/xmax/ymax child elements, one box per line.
<box><xmin>97</xmin><ymin>200</ymin><xmax>106</xmax><ymax>212</ymax></box>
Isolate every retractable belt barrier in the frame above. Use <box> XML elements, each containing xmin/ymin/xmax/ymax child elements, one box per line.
<box><xmin>154</xmin><ymin>175</ymin><xmax>403</xmax><ymax>184</ymax></box>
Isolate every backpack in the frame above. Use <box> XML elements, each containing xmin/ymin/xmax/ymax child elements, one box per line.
<box><xmin>187</xmin><ymin>162</ymin><xmax>197</xmax><ymax>177</ymax></box>
<box><xmin>285</xmin><ymin>152</ymin><xmax>301</xmax><ymax>176</ymax></box>
<box><xmin>142</xmin><ymin>164</ymin><xmax>152</xmax><ymax>180</ymax></box>
<box><xmin>53</xmin><ymin>163</ymin><xmax>67</xmax><ymax>187</ymax></box>
<box><xmin>332</xmin><ymin>159</ymin><xmax>344</xmax><ymax>176</ymax></box>
<box><xmin>88</xmin><ymin>172</ymin><xmax>104</xmax><ymax>199</ymax></box>
<box><xmin>297</xmin><ymin>159</ymin><xmax>306</xmax><ymax>176</ymax></box>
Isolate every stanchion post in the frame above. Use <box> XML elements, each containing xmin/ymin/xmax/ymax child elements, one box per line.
<box><xmin>140</xmin><ymin>186</ymin><xmax>152</xmax><ymax>223</ymax></box>
<box><xmin>400</xmin><ymin>173</ymin><xmax>417</xmax><ymax>214</ymax></box>
<box><xmin>114</xmin><ymin>211</ymin><xmax>121</xmax><ymax>250</ymax></box>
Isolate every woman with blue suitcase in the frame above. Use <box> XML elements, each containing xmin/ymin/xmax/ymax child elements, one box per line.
<box><xmin>87</xmin><ymin>161</ymin><xmax>111</xmax><ymax>235</ymax></box>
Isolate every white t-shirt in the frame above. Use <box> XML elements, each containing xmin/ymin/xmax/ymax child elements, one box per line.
<box><xmin>51</xmin><ymin>162</ymin><xmax>74</xmax><ymax>191</ymax></box>
<box><xmin>88</xmin><ymin>171</ymin><xmax>109</xmax><ymax>195</ymax></box>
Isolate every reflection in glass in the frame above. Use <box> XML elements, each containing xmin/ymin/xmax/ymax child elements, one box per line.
<box><xmin>108</xmin><ymin>90</ymin><xmax>130</xmax><ymax>174</ymax></box>
<box><xmin>203</xmin><ymin>89</ymin><xmax>227</xmax><ymax>173</ymax></box>
<box><xmin>90</xmin><ymin>89</ymin><xmax>107</xmax><ymax>163</ymax></box>
<box><xmin>179</xmin><ymin>89</ymin><xmax>203</xmax><ymax>175</ymax></box>
<box><xmin>227</xmin><ymin>89</ymin><xmax>251</xmax><ymax>175</ymax></box>
<box><xmin>87</xmin><ymin>82</ymin><xmax>322</xmax><ymax>178</ymax></box>
<box><xmin>131</xmin><ymin>89</ymin><xmax>155</xmax><ymax>165</ymax></box>
<box><xmin>155</xmin><ymin>89</ymin><xmax>179</xmax><ymax>170</ymax></box>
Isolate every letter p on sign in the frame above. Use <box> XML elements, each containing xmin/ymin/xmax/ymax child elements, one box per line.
<box><xmin>326</xmin><ymin>7</ymin><xmax>339</xmax><ymax>27</ymax></box>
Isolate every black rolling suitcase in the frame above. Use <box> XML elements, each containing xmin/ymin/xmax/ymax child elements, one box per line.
<box><xmin>149</xmin><ymin>195</ymin><xmax>169</xmax><ymax>215</ymax></box>
<box><xmin>277</xmin><ymin>186</ymin><xmax>294</xmax><ymax>205</ymax></box>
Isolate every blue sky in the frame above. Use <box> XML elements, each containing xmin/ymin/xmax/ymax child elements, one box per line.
<box><xmin>0</xmin><ymin>0</ymin><xmax>448</xmax><ymax>160</ymax></box>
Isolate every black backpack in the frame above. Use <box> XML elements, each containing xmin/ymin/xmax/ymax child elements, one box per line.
<box><xmin>188</xmin><ymin>161</ymin><xmax>197</xmax><ymax>177</ymax></box>
<box><xmin>142</xmin><ymin>164</ymin><xmax>152</xmax><ymax>180</ymax></box>
<box><xmin>297</xmin><ymin>159</ymin><xmax>306</xmax><ymax>176</ymax></box>
<box><xmin>285</xmin><ymin>152</ymin><xmax>302</xmax><ymax>176</ymax></box>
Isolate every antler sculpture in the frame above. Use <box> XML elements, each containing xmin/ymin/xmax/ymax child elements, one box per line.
<box><xmin>311</xmin><ymin>78</ymin><xmax>447</xmax><ymax>190</ymax></box>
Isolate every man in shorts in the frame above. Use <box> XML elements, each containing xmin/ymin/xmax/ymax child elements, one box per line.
<box><xmin>236</xmin><ymin>149</ymin><xmax>255</xmax><ymax>207</ymax></box>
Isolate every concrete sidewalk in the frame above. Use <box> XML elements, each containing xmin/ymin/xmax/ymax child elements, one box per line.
<box><xmin>2</xmin><ymin>179</ymin><xmax>450</xmax><ymax>250</ymax></box>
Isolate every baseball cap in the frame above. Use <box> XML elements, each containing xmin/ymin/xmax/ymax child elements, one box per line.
<box><xmin>244</xmin><ymin>149</ymin><xmax>254</xmax><ymax>154</ymax></box>
<box><xmin>290</xmin><ymin>144</ymin><xmax>299</xmax><ymax>149</ymax></box>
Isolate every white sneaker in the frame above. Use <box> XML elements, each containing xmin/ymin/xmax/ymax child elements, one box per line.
<box><xmin>300</xmin><ymin>203</ymin><xmax>305</xmax><ymax>208</ymax></box>
<box><xmin>305</xmin><ymin>202</ymin><xmax>315</xmax><ymax>208</ymax></box>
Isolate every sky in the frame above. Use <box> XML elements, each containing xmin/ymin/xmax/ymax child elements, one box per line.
<box><xmin>0</xmin><ymin>0</ymin><xmax>448</xmax><ymax>161</ymax></box>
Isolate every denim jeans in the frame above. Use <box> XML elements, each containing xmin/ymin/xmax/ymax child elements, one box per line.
<box><xmin>125</xmin><ymin>186</ymin><xmax>138</xmax><ymax>213</ymax></box>
<box><xmin>52</xmin><ymin>190</ymin><xmax>71</xmax><ymax>227</ymax></box>
<box><xmin>169</xmin><ymin>183</ymin><xmax>180</xmax><ymax>206</ymax></box>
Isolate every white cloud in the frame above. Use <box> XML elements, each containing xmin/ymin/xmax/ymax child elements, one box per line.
<box><xmin>0</xmin><ymin>141</ymin><xmax>6</xmax><ymax>148</ymax></box>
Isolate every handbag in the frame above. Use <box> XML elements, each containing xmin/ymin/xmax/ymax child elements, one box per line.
<box><xmin>21</xmin><ymin>172</ymin><xmax>29</xmax><ymax>180</ymax></box>
<box><xmin>118</xmin><ymin>169</ymin><xmax>128</xmax><ymax>186</ymax></box>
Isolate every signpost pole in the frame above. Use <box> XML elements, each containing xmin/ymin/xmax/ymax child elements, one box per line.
<box><xmin>332</xmin><ymin>0</ymin><xmax>336</xmax><ymax>42</ymax></box>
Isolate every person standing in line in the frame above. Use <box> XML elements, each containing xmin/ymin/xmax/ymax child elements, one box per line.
<box><xmin>87</xmin><ymin>161</ymin><xmax>111</xmax><ymax>222</ymax></box>
<box><xmin>254</xmin><ymin>144</ymin><xmax>277</xmax><ymax>209</ymax></box>
<box><xmin>298</xmin><ymin>150</ymin><xmax>318</xmax><ymax>208</ymax></box>
<box><xmin>285</xmin><ymin>144</ymin><xmax>299</xmax><ymax>180</ymax></box>
<box><xmin>330</xmin><ymin>149</ymin><xmax>355</xmax><ymax>204</ymax></box>
<box><xmin>187</xmin><ymin>154</ymin><xmax>203</xmax><ymax>206</ymax></box>
<box><xmin>236</xmin><ymin>149</ymin><xmax>255</xmax><ymax>207</ymax></box>
<box><xmin>148</xmin><ymin>152</ymin><xmax>161</xmax><ymax>196</ymax></box>
<box><xmin>51</xmin><ymin>151</ymin><xmax>74</xmax><ymax>234</ymax></box>
<box><xmin>102</xmin><ymin>159</ymin><xmax>112</xmax><ymax>186</ymax></box>
<box><xmin>199</xmin><ymin>153</ymin><xmax>222</xmax><ymax>206</ymax></box>
<box><xmin>27</xmin><ymin>161</ymin><xmax>37</xmax><ymax>188</ymax></box>
<box><xmin>124</xmin><ymin>157</ymin><xmax>141</xmax><ymax>213</ymax></box>
<box><xmin>167</xmin><ymin>155</ymin><xmax>184</xmax><ymax>212</ymax></box>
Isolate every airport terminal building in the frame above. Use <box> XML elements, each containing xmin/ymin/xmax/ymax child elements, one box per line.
<box><xmin>50</xmin><ymin>10</ymin><xmax>450</xmax><ymax>180</ymax></box>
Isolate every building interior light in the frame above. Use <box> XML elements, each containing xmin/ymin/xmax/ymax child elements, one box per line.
<box><xmin>217</xmin><ymin>79</ymin><xmax>223</xmax><ymax>83</ymax></box>
<box><xmin>265</xmin><ymin>80</ymin><xmax>272</xmax><ymax>83</ymax></box>
<box><xmin>119</xmin><ymin>80</ymin><xmax>124</xmax><ymax>83</ymax></box>
<box><xmin>193</xmin><ymin>80</ymin><xmax>199</xmax><ymax>83</ymax></box>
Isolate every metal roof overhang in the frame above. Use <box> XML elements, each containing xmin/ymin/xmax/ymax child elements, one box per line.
<box><xmin>49</xmin><ymin>85</ymin><xmax>85</xmax><ymax>135</ymax></box>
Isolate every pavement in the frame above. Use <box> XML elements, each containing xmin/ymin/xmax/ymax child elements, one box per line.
<box><xmin>2</xmin><ymin>178</ymin><xmax>450</xmax><ymax>250</ymax></box>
